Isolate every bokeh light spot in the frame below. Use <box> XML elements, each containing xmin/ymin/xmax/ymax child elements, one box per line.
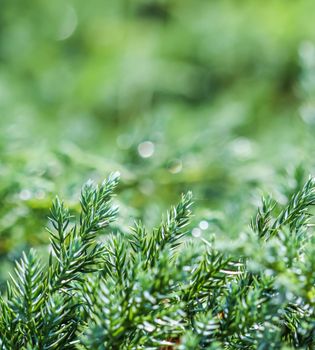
<box><xmin>138</xmin><ymin>141</ymin><xmax>155</xmax><ymax>158</ymax></box>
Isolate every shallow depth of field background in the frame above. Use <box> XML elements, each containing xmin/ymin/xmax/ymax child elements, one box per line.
<box><xmin>1</xmin><ymin>0</ymin><xmax>315</xmax><ymax>283</ymax></box>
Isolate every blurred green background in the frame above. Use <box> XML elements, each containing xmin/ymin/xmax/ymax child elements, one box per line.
<box><xmin>1</xmin><ymin>0</ymin><xmax>315</xmax><ymax>282</ymax></box>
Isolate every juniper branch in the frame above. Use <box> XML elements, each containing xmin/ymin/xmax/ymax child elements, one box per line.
<box><xmin>252</xmin><ymin>176</ymin><xmax>315</xmax><ymax>240</ymax></box>
<box><xmin>0</xmin><ymin>174</ymin><xmax>315</xmax><ymax>349</ymax></box>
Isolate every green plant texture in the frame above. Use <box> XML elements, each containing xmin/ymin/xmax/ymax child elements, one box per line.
<box><xmin>1</xmin><ymin>0</ymin><xmax>315</xmax><ymax>279</ymax></box>
<box><xmin>1</xmin><ymin>174</ymin><xmax>314</xmax><ymax>349</ymax></box>
<box><xmin>1</xmin><ymin>1</ymin><xmax>315</xmax><ymax>348</ymax></box>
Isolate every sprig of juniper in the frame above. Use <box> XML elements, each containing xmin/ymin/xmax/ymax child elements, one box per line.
<box><xmin>0</xmin><ymin>173</ymin><xmax>315</xmax><ymax>349</ymax></box>
<box><xmin>0</xmin><ymin>173</ymin><xmax>119</xmax><ymax>349</ymax></box>
<box><xmin>251</xmin><ymin>176</ymin><xmax>315</xmax><ymax>240</ymax></box>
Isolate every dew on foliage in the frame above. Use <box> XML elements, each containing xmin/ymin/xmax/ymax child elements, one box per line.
<box><xmin>167</xmin><ymin>158</ymin><xmax>182</xmax><ymax>174</ymax></box>
<box><xmin>192</xmin><ymin>228</ymin><xmax>201</xmax><ymax>237</ymax></box>
<box><xmin>199</xmin><ymin>220</ymin><xmax>209</xmax><ymax>230</ymax></box>
<box><xmin>57</xmin><ymin>5</ymin><xmax>78</xmax><ymax>40</ymax></box>
<box><xmin>19</xmin><ymin>189</ymin><xmax>32</xmax><ymax>201</ymax></box>
<box><xmin>138</xmin><ymin>141</ymin><xmax>155</xmax><ymax>158</ymax></box>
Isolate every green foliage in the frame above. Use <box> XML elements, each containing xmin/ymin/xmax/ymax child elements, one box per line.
<box><xmin>1</xmin><ymin>174</ymin><xmax>315</xmax><ymax>349</ymax></box>
<box><xmin>2</xmin><ymin>0</ymin><xmax>315</xmax><ymax>269</ymax></box>
<box><xmin>1</xmin><ymin>1</ymin><xmax>315</xmax><ymax>348</ymax></box>
<box><xmin>251</xmin><ymin>176</ymin><xmax>315</xmax><ymax>240</ymax></box>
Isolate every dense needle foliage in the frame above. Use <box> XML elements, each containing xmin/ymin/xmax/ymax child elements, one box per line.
<box><xmin>0</xmin><ymin>173</ymin><xmax>314</xmax><ymax>349</ymax></box>
<box><xmin>2</xmin><ymin>0</ymin><xmax>315</xmax><ymax>264</ymax></box>
<box><xmin>1</xmin><ymin>2</ymin><xmax>315</xmax><ymax>349</ymax></box>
